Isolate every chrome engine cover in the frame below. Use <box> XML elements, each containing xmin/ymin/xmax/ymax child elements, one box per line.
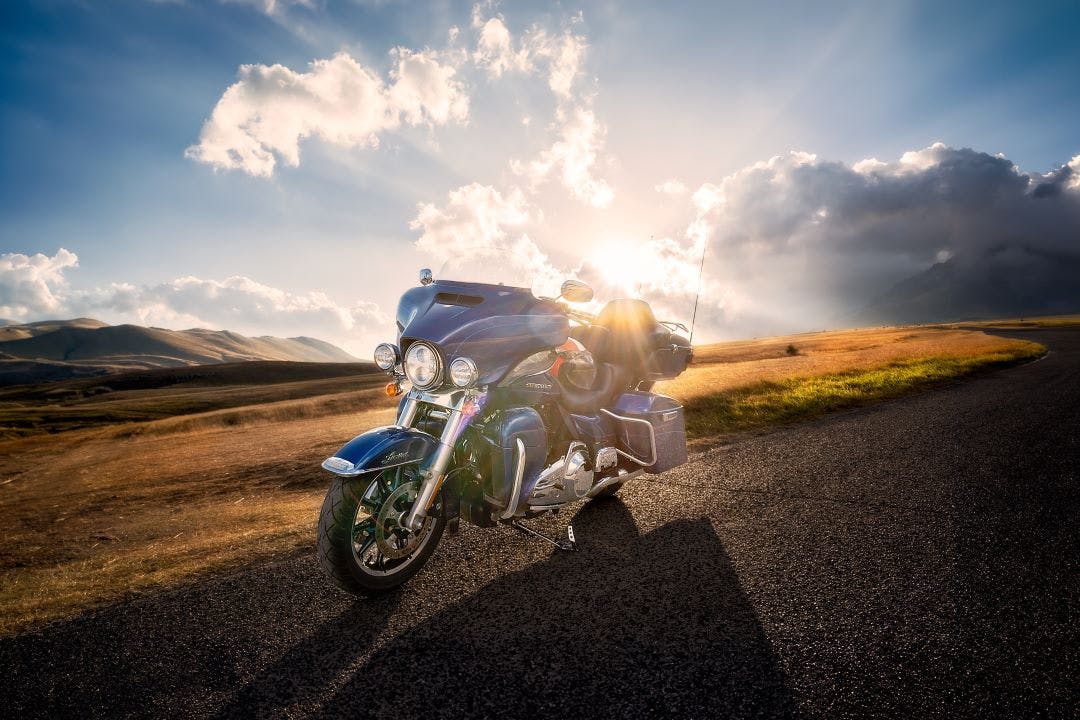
<box><xmin>527</xmin><ymin>442</ymin><xmax>594</xmax><ymax>508</ymax></box>
<box><xmin>595</xmin><ymin>446</ymin><xmax>618</xmax><ymax>472</ymax></box>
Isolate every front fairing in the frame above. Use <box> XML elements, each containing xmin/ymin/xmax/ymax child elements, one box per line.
<box><xmin>396</xmin><ymin>280</ymin><xmax>569</xmax><ymax>386</ymax></box>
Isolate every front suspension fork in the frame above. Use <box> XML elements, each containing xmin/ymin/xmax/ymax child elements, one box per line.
<box><xmin>401</xmin><ymin>398</ymin><xmax>464</xmax><ymax>532</ymax></box>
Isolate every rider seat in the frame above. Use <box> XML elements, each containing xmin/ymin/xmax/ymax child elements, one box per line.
<box><xmin>558</xmin><ymin>299</ymin><xmax>692</xmax><ymax>412</ymax></box>
<box><xmin>555</xmin><ymin>361</ymin><xmax>630</xmax><ymax>414</ymax></box>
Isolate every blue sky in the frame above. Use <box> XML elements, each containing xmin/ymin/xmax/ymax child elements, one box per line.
<box><xmin>2</xmin><ymin>0</ymin><xmax>1079</xmax><ymax>352</ymax></box>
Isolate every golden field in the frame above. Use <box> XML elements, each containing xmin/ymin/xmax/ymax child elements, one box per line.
<box><xmin>0</xmin><ymin>325</ymin><xmax>1044</xmax><ymax>634</ymax></box>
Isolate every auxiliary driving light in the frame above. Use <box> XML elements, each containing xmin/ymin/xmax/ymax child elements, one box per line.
<box><xmin>449</xmin><ymin>357</ymin><xmax>478</xmax><ymax>387</ymax></box>
<box><xmin>373</xmin><ymin>343</ymin><xmax>400</xmax><ymax>371</ymax></box>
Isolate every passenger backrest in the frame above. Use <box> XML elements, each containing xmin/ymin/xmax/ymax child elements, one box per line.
<box><xmin>594</xmin><ymin>299</ymin><xmax>665</xmax><ymax>368</ymax></box>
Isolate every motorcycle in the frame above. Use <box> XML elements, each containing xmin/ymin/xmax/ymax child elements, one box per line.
<box><xmin>316</xmin><ymin>269</ymin><xmax>693</xmax><ymax>593</ymax></box>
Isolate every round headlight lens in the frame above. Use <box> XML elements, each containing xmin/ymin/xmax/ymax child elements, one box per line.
<box><xmin>449</xmin><ymin>357</ymin><xmax>478</xmax><ymax>387</ymax></box>
<box><xmin>404</xmin><ymin>342</ymin><xmax>441</xmax><ymax>388</ymax></box>
<box><xmin>373</xmin><ymin>343</ymin><xmax>399</xmax><ymax>371</ymax></box>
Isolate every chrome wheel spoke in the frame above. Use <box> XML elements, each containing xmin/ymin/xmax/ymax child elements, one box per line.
<box><xmin>356</xmin><ymin>533</ymin><xmax>376</xmax><ymax>558</ymax></box>
<box><xmin>352</xmin><ymin>516</ymin><xmax>375</xmax><ymax>541</ymax></box>
<box><xmin>348</xmin><ymin>466</ymin><xmax>436</xmax><ymax>576</ymax></box>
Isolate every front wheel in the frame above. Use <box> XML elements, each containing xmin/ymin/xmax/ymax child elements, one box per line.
<box><xmin>316</xmin><ymin>464</ymin><xmax>445</xmax><ymax>594</ymax></box>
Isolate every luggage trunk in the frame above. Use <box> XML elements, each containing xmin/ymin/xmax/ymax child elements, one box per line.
<box><xmin>609</xmin><ymin>391</ymin><xmax>688</xmax><ymax>474</ymax></box>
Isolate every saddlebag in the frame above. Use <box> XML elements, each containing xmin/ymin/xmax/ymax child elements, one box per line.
<box><xmin>608</xmin><ymin>392</ymin><xmax>688</xmax><ymax>474</ymax></box>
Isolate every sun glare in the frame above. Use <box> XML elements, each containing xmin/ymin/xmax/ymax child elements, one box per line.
<box><xmin>587</xmin><ymin>242</ymin><xmax>648</xmax><ymax>297</ymax></box>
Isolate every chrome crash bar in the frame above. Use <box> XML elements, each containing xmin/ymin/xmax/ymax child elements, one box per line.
<box><xmin>599</xmin><ymin>408</ymin><xmax>657</xmax><ymax>468</ymax></box>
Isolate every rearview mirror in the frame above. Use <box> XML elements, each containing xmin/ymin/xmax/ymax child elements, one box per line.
<box><xmin>559</xmin><ymin>279</ymin><xmax>594</xmax><ymax>303</ymax></box>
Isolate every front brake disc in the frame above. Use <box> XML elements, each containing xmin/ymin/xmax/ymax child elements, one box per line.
<box><xmin>374</xmin><ymin>483</ymin><xmax>428</xmax><ymax>559</ymax></box>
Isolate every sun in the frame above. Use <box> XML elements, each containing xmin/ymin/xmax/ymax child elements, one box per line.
<box><xmin>585</xmin><ymin>241</ymin><xmax>647</xmax><ymax>297</ymax></box>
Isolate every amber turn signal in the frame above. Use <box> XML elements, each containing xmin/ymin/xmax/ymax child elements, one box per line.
<box><xmin>385</xmin><ymin>382</ymin><xmax>402</xmax><ymax>397</ymax></box>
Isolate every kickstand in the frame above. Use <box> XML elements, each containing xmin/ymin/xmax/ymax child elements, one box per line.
<box><xmin>512</xmin><ymin>519</ymin><xmax>577</xmax><ymax>551</ymax></box>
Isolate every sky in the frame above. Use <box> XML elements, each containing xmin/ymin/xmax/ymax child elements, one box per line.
<box><xmin>2</xmin><ymin>0</ymin><xmax>1079</xmax><ymax>355</ymax></box>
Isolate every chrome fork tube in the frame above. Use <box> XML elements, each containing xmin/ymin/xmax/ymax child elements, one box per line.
<box><xmin>402</xmin><ymin>405</ymin><xmax>464</xmax><ymax>531</ymax></box>
<box><xmin>397</xmin><ymin>396</ymin><xmax>419</xmax><ymax>427</ymax></box>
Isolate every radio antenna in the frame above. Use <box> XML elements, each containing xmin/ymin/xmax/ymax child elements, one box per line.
<box><xmin>687</xmin><ymin>236</ymin><xmax>708</xmax><ymax>345</ymax></box>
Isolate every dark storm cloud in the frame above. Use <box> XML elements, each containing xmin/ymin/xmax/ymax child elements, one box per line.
<box><xmin>686</xmin><ymin>144</ymin><xmax>1080</xmax><ymax>334</ymax></box>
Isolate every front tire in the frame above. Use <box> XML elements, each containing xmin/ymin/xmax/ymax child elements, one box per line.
<box><xmin>316</xmin><ymin>465</ymin><xmax>445</xmax><ymax>594</ymax></box>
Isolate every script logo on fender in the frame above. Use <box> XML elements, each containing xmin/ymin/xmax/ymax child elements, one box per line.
<box><xmin>382</xmin><ymin>449</ymin><xmax>409</xmax><ymax>465</ymax></box>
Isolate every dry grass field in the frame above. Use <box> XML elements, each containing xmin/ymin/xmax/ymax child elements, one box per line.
<box><xmin>657</xmin><ymin>327</ymin><xmax>1044</xmax><ymax>439</ymax></box>
<box><xmin>0</xmin><ymin>325</ymin><xmax>1044</xmax><ymax>634</ymax></box>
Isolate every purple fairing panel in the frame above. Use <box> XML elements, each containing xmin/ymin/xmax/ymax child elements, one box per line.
<box><xmin>396</xmin><ymin>280</ymin><xmax>569</xmax><ymax>387</ymax></box>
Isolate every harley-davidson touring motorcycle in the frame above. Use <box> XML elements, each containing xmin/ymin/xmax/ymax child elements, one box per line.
<box><xmin>316</xmin><ymin>269</ymin><xmax>693</xmax><ymax>593</ymax></box>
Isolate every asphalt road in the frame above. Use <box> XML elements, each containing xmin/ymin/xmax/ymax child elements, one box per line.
<box><xmin>3</xmin><ymin>329</ymin><xmax>1078</xmax><ymax>719</ymax></box>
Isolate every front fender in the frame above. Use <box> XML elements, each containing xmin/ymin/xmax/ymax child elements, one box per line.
<box><xmin>322</xmin><ymin>425</ymin><xmax>438</xmax><ymax>477</ymax></box>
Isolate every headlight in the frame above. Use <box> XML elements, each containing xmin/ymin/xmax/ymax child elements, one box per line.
<box><xmin>404</xmin><ymin>342</ymin><xmax>441</xmax><ymax>388</ymax></box>
<box><xmin>449</xmin><ymin>357</ymin><xmax>478</xmax><ymax>387</ymax></box>
<box><xmin>373</xmin><ymin>343</ymin><xmax>399</xmax><ymax>371</ymax></box>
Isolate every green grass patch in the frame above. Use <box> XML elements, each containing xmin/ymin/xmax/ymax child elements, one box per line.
<box><xmin>943</xmin><ymin>315</ymin><xmax>1080</xmax><ymax>329</ymax></box>
<box><xmin>683</xmin><ymin>342</ymin><xmax>1045</xmax><ymax>439</ymax></box>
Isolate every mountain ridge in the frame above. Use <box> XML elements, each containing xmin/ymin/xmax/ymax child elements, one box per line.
<box><xmin>853</xmin><ymin>250</ymin><xmax>1080</xmax><ymax>326</ymax></box>
<box><xmin>0</xmin><ymin>319</ymin><xmax>360</xmax><ymax>386</ymax></box>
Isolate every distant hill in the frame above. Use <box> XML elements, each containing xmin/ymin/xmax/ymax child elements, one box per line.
<box><xmin>0</xmin><ymin>319</ymin><xmax>360</xmax><ymax>386</ymax></box>
<box><xmin>0</xmin><ymin>359</ymin><xmax>379</xmax><ymax>403</ymax></box>
<box><xmin>0</xmin><ymin>318</ymin><xmax>109</xmax><ymax>342</ymax></box>
<box><xmin>855</xmin><ymin>250</ymin><xmax>1080</xmax><ymax>326</ymax></box>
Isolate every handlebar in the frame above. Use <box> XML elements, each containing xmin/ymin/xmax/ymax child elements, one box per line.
<box><xmin>565</xmin><ymin>307</ymin><xmax>597</xmax><ymax>325</ymax></box>
<box><xmin>559</xmin><ymin>303</ymin><xmax>686</xmax><ymax>336</ymax></box>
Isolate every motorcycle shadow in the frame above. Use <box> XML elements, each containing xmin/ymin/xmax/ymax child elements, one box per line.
<box><xmin>327</xmin><ymin>498</ymin><xmax>800</xmax><ymax>719</ymax></box>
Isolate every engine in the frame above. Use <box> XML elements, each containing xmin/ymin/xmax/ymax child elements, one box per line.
<box><xmin>526</xmin><ymin>442</ymin><xmax>595</xmax><ymax>508</ymax></box>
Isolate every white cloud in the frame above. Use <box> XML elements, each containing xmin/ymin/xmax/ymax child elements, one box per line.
<box><xmin>469</xmin><ymin>7</ymin><xmax>613</xmax><ymax>208</ymax></box>
<box><xmin>80</xmin><ymin>275</ymin><xmax>387</xmax><ymax>340</ymax></box>
<box><xmin>0</xmin><ymin>249</ymin><xmax>78</xmax><ymax>319</ymax></box>
<box><xmin>472</xmin><ymin>14</ymin><xmax>532</xmax><ymax>77</ymax></box>
<box><xmin>404</xmin><ymin>7</ymin><xmax>616</xmax><ymax>300</ymax></box>
<box><xmin>897</xmin><ymin>141</ymin><xmax>947</xmax><ymax>172</ymax></box>
<box><xmin>186</xmin><ymin>49</ymin><xmax>468</xmax><ymax>177</ymax></box>
<box><xmin>412</xmin><ymin>182</ymin><xmax>532</xmax><ymax>258</ymax></box>
<box><xmin>189</xmin><ymin>6</ymin><xmax>608</xmax><ymax>198</ymax></box>
<box><xmin>655</xmin><ymin>179</ymin><xmax>689</xmax><ymax>196</ymax></box>
<box><xmin>527</xmin><ymin>26</ymin><xmax>587</xmax><ymax>100</ymax></box>
<box><xmin>852</xmin><ymin>157</ymin><xmax>887</xmax><ymax>174</ymax></box>
<box><xmin>389</xmin><ymin>48</ymin><xmax>470</xmax><ymax>126</ymax></box>
<box><xmin>1068</xmin><ymin>154</ymin><xmax>1080</xmax><ymax>189</ymax></box>
<box><xmin>410</xmin><ymin>182</ymin><xmax>563</xmax><ymax>295</ymax></box>
<box><xmin>470</xmin><ymin>10</ymin><xmax>587</xmax><ymax>100</ymax></box>
<box><xmin>224</xmin><ymin>0</ymin><xmax>315</xmax><ymax>17</ymax></box>
<box><xmin>512</xmin><ymin>106</ymin><xmax>613</xmax><ymax>208</ymax></box>
<box><xmin>0</xmin><ymin>249</ymin><xmax>387</xmax><ymax>350</ymax></box>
